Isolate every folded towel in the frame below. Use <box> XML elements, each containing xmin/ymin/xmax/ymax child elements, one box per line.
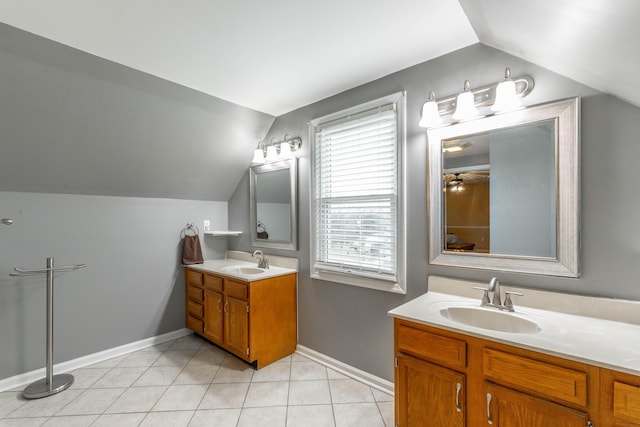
<box><xmin>182</xmin><ymin>234</ymin><xmax>204</xmax><ymax>265</ymax></box>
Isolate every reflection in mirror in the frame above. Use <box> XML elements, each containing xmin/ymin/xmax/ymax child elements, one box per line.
<box><xmin>250</xmin><ymin>159</ymin><xmax>297</xmax><ymax>250</ymax></box>
<box><xmin>428</xmin><ymin>97</ymin><xmax>580</xmax><ymax>277</ymax></box>
<box><xmin>443</xmin><ymin>120</ymin><xmax>556</xmax><ymax>258</ymax></box>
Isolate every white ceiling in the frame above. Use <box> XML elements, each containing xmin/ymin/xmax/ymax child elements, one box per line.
<box><xmin>1</xmin><ymin>0</ymin><xmax>639</xmax><ymax>116</ymax></box>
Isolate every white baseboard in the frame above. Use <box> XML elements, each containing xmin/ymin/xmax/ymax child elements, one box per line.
<box><xmin>0</xmin><ymin>328</ymin><xmax>192</xmax><ymax>393</ymax></box>
<box><xmin>295</xmin><ymin>344</ymin><xmax>394</xmax><ymax>396</ymax></box>
<box><xmin>1</xmin><ymin>332</ymin><xmax>395</xmax><ymax>397</ymax></box>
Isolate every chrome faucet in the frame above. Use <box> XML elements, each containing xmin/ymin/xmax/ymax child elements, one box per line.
<box><xmin>474</xmin><ymin>277</ymin><xmax>523</xmax><ymax>312</ymax></box>
<box><xmin>251</xmin><ymin>250</ymin><xmax>269</xmax><ymax>269</ymax></box>
<box><xmin>488</xmin><ymin>277</ymin><xmax>501</xmax><ymax>306</ymax></box>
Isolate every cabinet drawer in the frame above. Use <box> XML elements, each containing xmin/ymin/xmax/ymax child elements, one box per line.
<box><xmin>186</xmin><ymin>269</ymin><xmax>203</xmax><ymax>285</ymax></box>
<box><xmin>187</xmin><ymin>300</ymin><xmax>203</xmax><ymax>318</ymax></box>
<box><xmin>397</xmin><ymin>322</ymin><xmax>466</xmax><ymax>369</ymax></box>
<box><xmin>186</xmin><ymin>285</ymin><xmax>204</xmax><ymax>303</ymax></box>
<box><xmin>483</xmin><ymin>348</ymin><xmax>588</xmax><ymax>407</ymax></box>
<box><xmin>613</xmin><ymin>381</ymin><xmax>640</xmax><ymax>423</ymax></box>
<box><xmin>204</xmin><ymin>274</ymin><xmax>223</xmax><ymax>292</ymax></box>
<box><xmin>225</xmin><ymin>279</ymin><xmax>248</xmax><ymax>300</ymax></box>
<box><xmin>186</xmin><ymin>314</ymin><xmax>203</xmax><ymax>333</ymax></box>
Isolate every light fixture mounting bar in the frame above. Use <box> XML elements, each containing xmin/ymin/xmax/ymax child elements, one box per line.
<box><xmin>267</xmin><ymin>135</ymin><xmax>302</xmax><ymax>150</ymax></box>
<box><xmin>436</xmin><ymin>75</ymin><xmax>534</xmax><ymax>116</ymax></box>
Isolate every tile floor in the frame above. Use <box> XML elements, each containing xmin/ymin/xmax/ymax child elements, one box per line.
<box><xmin>0</xmin><ymin>334</ymin><xmax>394</xmax><ymax>426</ymax></box>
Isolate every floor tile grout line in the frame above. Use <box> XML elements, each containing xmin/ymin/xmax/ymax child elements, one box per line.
<box><xmin>92</xmin><ymin>338</ymin><xmax>178</xmax><ymax>424</ymax></box>
<box><xmin>1</xmin><ymin>335</ymin><xmax>392</xmax><ymax>426</ymax></box>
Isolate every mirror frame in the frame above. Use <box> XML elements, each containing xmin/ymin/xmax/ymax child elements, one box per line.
<box><xmin>427</xmin><ymin>97</ymin><xmax>580</xmax><ymax>277</ymax></box>
<box><xmin>250</xmin><ymin>158</ymin><xmax>298</xmax><ymax>251</ymax></box>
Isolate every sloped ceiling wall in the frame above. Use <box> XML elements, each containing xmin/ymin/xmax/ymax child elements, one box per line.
<box><xmin>0</xmin><ymin>23</ymin><xmax>274</xmax><ymax>201</ymax></box>
<box><xmin>2</xmin><ymin>1</ymin><xmax>639</xmax><ymax>201</ymax></box>
<box><xmin>0</xmin><ymin>0</ymin><xmax>478</xmax><ymax>116</ymax></box>
<box><xmin>460</xmin><ymin>0</ymin><xmax>640</xmax><ymax>110</ymax></box>
<box><xmin>2</xmin><ymin>1</ymin><xmax>638</xmax><ymax>114</ymax></box>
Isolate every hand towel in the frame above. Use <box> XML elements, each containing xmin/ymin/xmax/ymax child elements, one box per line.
<box><xmin>182</xmin><ymin>234</ymin><xmax>204</xmax><ymax>265</ymax></box>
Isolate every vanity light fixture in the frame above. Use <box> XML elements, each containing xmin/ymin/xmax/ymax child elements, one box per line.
<box><xmin>419</xmin><ymin>68</ymin><xmax>535</xmax><ymax>128</ymax></box>
<box><xmin>251</xmin><ymin>134</ymin><xmax>302</xmax><ymax>164</ymax></box>
<box><xmin>252</xmin><ymin>141</ymin><xmax>266</xmax><ymax>164</ymax></box>
<box><xmin>492</xmin><ymin>67</ymin><xmax>521</xmax><ymax>113</ymax></box>
<box><xmin>279</xmin><ymin>136</ymin><xmax>293</xmax><ymax>158</ymax></box>
<box><xmin>452</xmin><ymin>80</ymin><xmax>479</xmax><ymax>121</ymax></box>
<box><xmin>265</xmin><ymin>141</ymin><xmax>279</xmax><ymax>162</ymax></box>
<box><xmin>418</xmin><ymin>91</ymin><xmax>442</xmax><ymax>128</ymax></box>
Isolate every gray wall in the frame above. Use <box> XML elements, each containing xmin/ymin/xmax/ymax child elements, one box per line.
<box><xmin>0</xmin><ymin>24</ymin><xmax>273</xmax><ymax>381</ymax></box>
<box><xmin>229</xmin><ymin>43</ymin><xmax>640</xmax><ymax>381</ymax></box>
<box><xmin>0</xmin><ymin>191</ymin><xmax>228</xmax><ymax>379</ymax></box>
<box><xmin>0</xmin><ymin>23</ymin><xmax>275</xmax><ymax>200</ymax></box>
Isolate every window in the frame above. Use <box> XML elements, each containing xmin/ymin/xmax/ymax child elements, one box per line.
<box><xmin>310</xmin><ymin>92</ymin><xmax>406</xmax><ymax>293</ymax></box>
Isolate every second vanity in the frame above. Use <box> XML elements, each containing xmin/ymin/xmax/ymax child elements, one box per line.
<box><xmin>184</xmin><ymin>251</ymin><xmax>298</xmax><ymax>369</ymax></box>
<box><xmin>389</xmin><ymin>276</ymin><xmax>640</xmax><ymax>427</ymax></box>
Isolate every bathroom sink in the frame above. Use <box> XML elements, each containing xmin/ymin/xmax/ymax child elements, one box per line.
<box><xmin>220</xmin><ymin>266</ymin><xmax>265</xmax><ymax>275</ymax></box>
<box><xmin>440</xmin><ymin>306</ymin><xmax>541</xmax><ymax>334</ymax></box>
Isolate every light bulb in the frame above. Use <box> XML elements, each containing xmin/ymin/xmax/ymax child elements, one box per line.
<box><xmin>252</xmin><ymin>148</ymin><xmax>265</xmax><ymax>164</ymax></box>
<box><xmin>418</xmin><ymin>91</ymin><xmax>442</xmax><ymax>128</ymax></box>
<box><xmin>452</xmin><ymin>80</ymin><xmax>478</xmax><ymax>121</ymax></box>
<box><xmin>492</xmin><ymin>68</ymin><xmax>522</xmax><ymax>113</ymax></box>
<box><xmin>279</xmin><ymin>142</ymin><xmax>293</xmax><ymax>158</ymax></box>
<box><xmin>265</xmin><ymin>145</ymin><xmax>278</xmax><ymax>162</ymax></box>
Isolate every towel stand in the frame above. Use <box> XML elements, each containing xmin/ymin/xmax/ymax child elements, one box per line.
<box><xmin>11</xmin><ymin>258</ymin><xmax>86</xmax><ymax>399</ymax></box>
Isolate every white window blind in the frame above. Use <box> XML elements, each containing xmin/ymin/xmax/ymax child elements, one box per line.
<box><xmin>312</xmin><ymin>101</ymin><xmax>400</xmax><ymax>284</ymax></box>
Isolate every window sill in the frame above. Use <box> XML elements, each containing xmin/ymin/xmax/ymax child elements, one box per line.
<box><xmin>311</xmin><ymin>270</ymin><xmax>406</xmax><ymax>294</ymax></box>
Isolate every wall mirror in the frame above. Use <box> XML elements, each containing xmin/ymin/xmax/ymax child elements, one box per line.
<box><xmin>427</xmin><ymin>97</ymin><xmax>580</xmax><ymax>277</ymax></box>
<box><xmin>250</xmin><ymin>158</ymin><xmax>298</xmax><ymax>250</ymax></box>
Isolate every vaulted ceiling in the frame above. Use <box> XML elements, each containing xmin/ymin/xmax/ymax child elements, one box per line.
<box><xmin>2</xmin><ymin>0</ymin><xmax>638</xmax><ymax>116</ymax></box>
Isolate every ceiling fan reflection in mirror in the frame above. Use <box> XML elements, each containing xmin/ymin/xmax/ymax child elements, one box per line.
<box><xmin>448</xmin><ymin>173</ymin><xmax>465</xmax><ymax>192</ymax></box>
<box><xmin>444</xmin><ymin>170</ymin><xmax>490</xmax><ymax>192</ymax></box>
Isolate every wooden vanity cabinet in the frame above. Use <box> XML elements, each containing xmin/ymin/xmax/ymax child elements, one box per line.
<box><xmin>396</xmin><ymin>354</ymin><xmax>465</xmax><ymax>426</ymax></box>
<box><xmin>185</xmin><ymin>269</ymin><xmax>205</xmax><ymax>334</ymax></box>
<box><xmin>202</xmin><ymin>273</ymin><xmax>223</xmax><ymax>345</ymax></box>
<box><xmin>601</xmin><ymin>368</ymin><xmax>640</xmax><ymax>426</ymax></box>
<box><xmin>185</xmin><ymin>268</ymin><xmax>297</xmax><ymax>369</ymax></box>
<box><xmin>485</xmin><ymin>382</ymin><xmax>589</xmax><ymax>427</ymax></box>
<box><xmin>394</xmin><ymin>318</ymin><xmax>606</xmax><ymax>427</ymax></box>
<box><xmin>395</xmin><ymin>320</ymin><xmax>467</xmax><ymax>426</ymax></box>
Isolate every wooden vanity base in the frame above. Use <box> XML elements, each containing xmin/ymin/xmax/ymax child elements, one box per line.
<box><xmin>185</xmin><ymin>267</ymin><xmax>297</xmax><ymax>369</ymax></box>
<box><xmin>395</xmin><ymin>318</ymin><xmax>640</xmax><ymax>426</ymax></box>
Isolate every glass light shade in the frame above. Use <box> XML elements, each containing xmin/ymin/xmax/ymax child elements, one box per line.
<box><xmin>418</xmin><ymin>100</ymin><xmax>442</xmax><ymax>128</ymax></box>
<box><xmin>252</xmin><ymin>148</ymin><xmax>265</xmax><ymax>164</ymax></box>
<box><xmin>492</xmin><ymin>79</ymin><xmax>521</xmax><ymax>112</ymax></box>
<box><xmin>452</xmin><ymin>90</ymin><xmax>478</xmax><ymax>121</ymax></box>
<box><xmin>265</xmin><ymin>145</ymin><xmax>278</xmax><ymax>162</ymax></box>
<box><xmin>279</xmin><ymin>141</ymin><xmax>293</xmax><ymax>158</ymax></box>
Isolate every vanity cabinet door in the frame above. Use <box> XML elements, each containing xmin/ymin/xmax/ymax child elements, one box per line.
<box><xmin>224</xmin><ymin>296</ymin><xmax>249</xmax><ymax>359</ymax></box>
<box><xmin>203</xmin><ymin>289</ymin><xmax>223</xmax><ymax>345</ymax></box>
<box><xmin>485</xmin><ymin>383</ymin><xmax>589</xmax><ymax>427</ymax></box>
<box><xmin>601</xmin><ymin>368</ymin><xmax>640</xmax><ymax>427</ymax></box>
<box><xmin>396</xmin><ymin>353</ymin><xmax>465</xmax><ymax>427</ymax></box>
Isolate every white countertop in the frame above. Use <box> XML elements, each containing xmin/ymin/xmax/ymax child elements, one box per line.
<box><xmin>389</xmin><ymin>276</ymin><xmax>640</xmax><ymax>376</ymax></box>
<box><xmin>185</xmin><ymin>258</ymin><xmax>297</xmax><ymax>282</ymax></box>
